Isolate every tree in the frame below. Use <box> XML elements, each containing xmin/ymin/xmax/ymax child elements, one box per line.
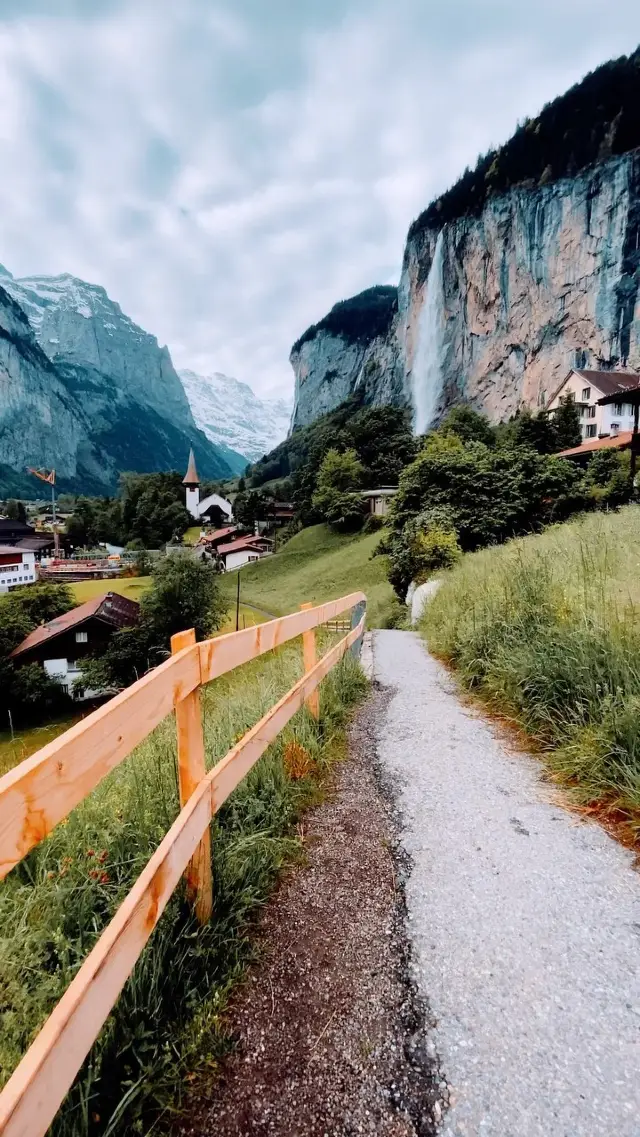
<box><xmin>553</xmin><ymin>394</ymin><xmax>582</xmax><ymax>451</ymax></box>
<box><xmin>439</xmin><ymin>405</ymin><xmax>497</xmax><ymax>447</ymax></box>
<box><xmin>580</xmin><ymin>448</ymin><xmax>631</xmax><ymax>508</ymax></box>
<box><xmin>6</xmin><ymin>499</ymin><xmax>26</xmax><ymax>523</ymax></box>
<box><xmin>141</xmin><ymin>553</ymin><xmax>226</xmax><ymax>644</ymax></box>
<box><xmin>312</xmin><ymin>449</ymin><xmax>366</xmax><ymax>532</ymax></box>
<box><xmin>0</xmin><ymin>583</ymin><xmax>74</xmax><ymax>725</ymax></box>
<box><xmin>498</xmin><ymin>407</ymin><xmax>559</xmax><ymax>454</ymax></box>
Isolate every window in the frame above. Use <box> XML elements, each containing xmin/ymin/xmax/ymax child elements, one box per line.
<box><xmin>585</xmin><ymin>424</ymin><xmax>597</xmax><ymax>438</ymax></box>
<box><xmin>587</xmin><ymin>405</ymin><xmax>596</xmax><ymax>418</ymax></box>
<box><xmin>611</xmin><ymin>423</ymin><xmax>620</xmax><ymax>436</ymax></box>
<box><xmin>582</xmin><ymin>387</ymin><xmax>591</xmax><ymax>401</ymax></box>
<box><xmin>613</xmin><ymin>402</ymin><xmax>624</xmax><ymax>416</ymax></box>
<box><xmin>75</xmin><ymin>630</ymin><xmax>88</xmax><ymax>643</ymax></box>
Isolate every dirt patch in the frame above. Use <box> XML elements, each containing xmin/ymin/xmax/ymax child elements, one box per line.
<box><xmin>174</xmin><ymin>687</ymin><xmax>446</xmax><ymax>1136</ymax></box>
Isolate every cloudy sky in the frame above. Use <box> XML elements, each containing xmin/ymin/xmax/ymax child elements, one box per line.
<box><xmin>0</xmin><ymin>1</ymin><xmax>639</xmax><ymax>401</ymax></box>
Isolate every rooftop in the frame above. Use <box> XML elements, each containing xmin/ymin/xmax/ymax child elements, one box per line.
<box><xmin>557</xmin><ymin>431</ymin><xmax>633</xmax><ymax>458</ymax></box>
<box><xmin>574</xmin><ymin>370</ymin><xmax>640</xmax><ymax>397</ymax></box>
<box><xmin>10</xmin><ymin>592</ymin><xmax>140</xmax><ymax>658</ymax></box>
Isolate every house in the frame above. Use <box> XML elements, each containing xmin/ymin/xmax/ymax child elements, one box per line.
<box><xmin>216</xmin><ymin>534</ymin><xmax>273</xmax><ymax>571</ymax></box>
<box><xmin>0</xmin><ymin>518</ymin><xmax>36</xmax><ymax>545</ymax></box>
<box><xmin>10</xmin><ymin>592</ymin><xmax>140</xmax><ymax>699</ymax></box>
<box><xmin>0</xmin><ymin>545</ymin><xmax>37</xmax><ymax>592</ymax></box>
<box><xmin>197</xmin><ymin>525</ymin><xmax>239</xmax><ymax>551</ymax></box>
<box><xmin>182</xmin><ymin>449</ymin><xmax>234</xmax><ymax>525</ymax></box>
<box><xmin>361</xmin><ymin>488</ymin><xmax>398</xmax><ymax>517</ymax></box>
<box><xmin>547</xmin><ymin>370</ymin><xmax>640</xmax><ymax>443</ymax></box>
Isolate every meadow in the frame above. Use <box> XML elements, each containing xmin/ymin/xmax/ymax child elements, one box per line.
<box><xmin>0</xmin><ymin>634</ymin><xmax>366</xmax><ymax>1135</ymax></box>
<box><xmin>422</xmin><ymin>506</ymin><xmax>640</xmax><ymax>838</ymax></box>
<box><xmin>218</xmin><ymin>524</ymin><xmax>401</xmax><ymax>628</ymax></box>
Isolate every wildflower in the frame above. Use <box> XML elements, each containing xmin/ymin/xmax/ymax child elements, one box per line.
<box><xmin>47</xmin><ymin>871</ymin><xmax>56</xmax><ymax>879</ymax></box>
<box><xmin>97</xmin><ymin>850</ymin><xmax>108</xmax><ymax>864</ymax></box>
<box><xmin>99</xmin><ymin>872</ymin><xmax>110</xmax><ymax>884</ymax></box>
<box><xmin>86</xmin><ymin>849</ymin><xmax>95</xmax><ymax>857</ymax></box>
<box><xmin>89</xmin><ymin>869</ymin><xmax>100</xmax><ymax>879</ymax></box>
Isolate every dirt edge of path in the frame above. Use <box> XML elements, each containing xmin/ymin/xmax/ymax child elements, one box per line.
<box><xmin>174</xmin><ymin>683</ymin><xmax>448</xmax><ymax>1136</ymax></box>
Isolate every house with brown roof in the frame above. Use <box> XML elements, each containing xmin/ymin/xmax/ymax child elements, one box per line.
<box><xmin>10</xmin><ymin>592</ymin><xmax>140</xmax><ymax>699</ymax></box>
<box><xmin>216</xmin><ymin>534</ymin><xmax>274</xmax><ymax>571</ymax></box>
<box><xmin>547</xmin><ymin>370</ymin><xmax>640</xmax><ymax>444</ymax></box>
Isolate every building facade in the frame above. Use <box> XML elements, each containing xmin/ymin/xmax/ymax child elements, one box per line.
<box><xmin>547</xmin><ymin>370</ymin><xmax>640</xmax><ymax>442</ymax></box>
<box><xmin>10</xmin><ymin>592</ymin><xmax>140</xmax><ymax>699</ymax></box>
<box><xmin>0</xmin><ymin>545</ymin><xmax>36</xmax><ymax>592</ymax></box>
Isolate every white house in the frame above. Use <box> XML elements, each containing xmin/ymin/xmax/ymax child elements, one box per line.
<box><xmin>547</xmin><ymin>370</ymin><xmax>640</xmax><ymax>442</ymax></box>
<box><xmin>0</xmin><ymin>545</ymin><xmax>36</xmax><ymax>592</ymax></box>
<box><xmin>216</xmin><ymin>535</ymin><xmax>273</xmax><ymax>571</ymax></box>
<box><xmin>182</xmin><ymin>448</ymin><xmax>234</xmax><ymax>524</ymax></box>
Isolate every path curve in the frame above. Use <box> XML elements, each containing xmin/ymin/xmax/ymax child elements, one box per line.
<box><xmin>373</xmin><ymin>630</ymin><xmax>640</xmax><ymax>1137</ymax></box>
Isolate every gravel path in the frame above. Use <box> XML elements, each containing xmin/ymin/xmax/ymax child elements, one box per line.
<box><xmin>373</xmin><ymin>630</ymin><xmax>640</xmax><ymax>1137</ymax></box>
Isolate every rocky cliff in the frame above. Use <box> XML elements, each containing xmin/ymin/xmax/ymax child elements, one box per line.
<box><xmin>290</xmin><ymin>286</ymin><xmax>405</xmax><ymax>429</ymax></box>
<box><xmin>179</xmin><ymin>369</ymin><xmax>292</xmax><ymax>465</ymax></box>
<box><xmin>290</xmin><ymin>48</ymin><xmax>640</xmax><ymax>434</ymax></box>
<box><xmin>0</xmin><ymin>268</ymin><xmax>233</xmax><ymax>496</ymax></box>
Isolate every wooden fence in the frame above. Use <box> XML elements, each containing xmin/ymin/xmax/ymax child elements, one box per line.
<box><xmin>0</xmin><ymin>591</ymin><xmax>367</xmax><ymax>1137</ymax></box>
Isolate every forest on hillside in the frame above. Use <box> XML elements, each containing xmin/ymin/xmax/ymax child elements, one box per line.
<box><xmin>410</xmin><ymin>46</ymin><xmax>640</xmax><ymax>237</ymax></box>
<box><xmin>291</xmin><ymin>286</ymin><xmax>398</xmax><ymax>353</ymax></box>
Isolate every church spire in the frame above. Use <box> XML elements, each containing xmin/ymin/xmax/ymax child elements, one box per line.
<box><xmin>182</xmin><ymin>446</ymin><xmax>200</xmax><ymax>486</ymax></box>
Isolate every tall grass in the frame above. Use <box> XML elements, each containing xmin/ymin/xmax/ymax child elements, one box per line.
<box><xmin>422</xmin><ymin>507</ymin><xmax>640</xmax><ymax>831</ymax></box>
<box><xmin>0</xmin><ymin>635</ymin><xmax>367</xmax><ymax>1135</ymax></box>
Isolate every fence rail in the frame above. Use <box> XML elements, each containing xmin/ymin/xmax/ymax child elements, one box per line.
<box><xmin>0</xmin><ymin>591</ymin><xmax>367</xmax><ymax>1137</ymax></box>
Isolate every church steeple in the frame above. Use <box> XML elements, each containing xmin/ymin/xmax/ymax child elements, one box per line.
<box><xmin>182</xmin><ymin>447</ymin><xmax>200</xmax><ymax>487</ymax></box>
<box><xmin>183</xmin><ymin>447</ymin><xmax>201</xmax><ymax>520</ymax></box>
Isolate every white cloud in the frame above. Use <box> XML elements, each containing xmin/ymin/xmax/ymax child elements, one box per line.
<box><xmin>0</xmin><ymin>0</ymin><xmax>639</xmax><ymax>399</ymax></box>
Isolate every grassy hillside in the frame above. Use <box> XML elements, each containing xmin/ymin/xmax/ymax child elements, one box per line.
<box><xmin>422</xmin><ymin>507</ymin><xmax>640</xmax><ymax>839</ymax></box>
<box><xmin>218</xmin><ymin>524</ymin><xmax>400</xmax><ymax>628</ymax></box>
<box><xmin>71</xmin><ymin>576</ymin><xmax>153</xmax><ymax>604</ymax></box>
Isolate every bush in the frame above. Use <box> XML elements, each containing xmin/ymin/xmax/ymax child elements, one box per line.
<box><xmin>362</xmin><ymin>513</ymin><xmax>386</xmax><ymax>534</ymax></box>
<box><xmin>312</xmin><ymin>449</ymin><xmax>366</xmax><ymax>533</ymax></box>
<box><xmin>386</xmin><ymin>507</ymin><xmax>461</xmax><ymax>597</ymax></box>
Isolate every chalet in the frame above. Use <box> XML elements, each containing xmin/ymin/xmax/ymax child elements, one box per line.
<box><xmin>197</xmin><ymin>525</ymin><xmax>239</xmax><ymax>551</ymax></box>
<box><xmin>10</xmin><ymin>592</ymin><xmax>139</xmax><ymax>699</ymax></box>
<box><xmin>216</xmin><ymin>534</ymin><xmax>273</xmax><ymax>571</ymax></box>
<box><xmin>182</xmin><ymin>449</ymin><xmax>234</xmax><ymax>526</ymax></box>
<box><xmin>547</xmin><ymin>370</ymin><xmax>640</xmax><ymax>444</ymax></box>
<box><xmin>0</xmin><ymin>545</ymin><xmax>37</xmax><ymax>592</ymax></box>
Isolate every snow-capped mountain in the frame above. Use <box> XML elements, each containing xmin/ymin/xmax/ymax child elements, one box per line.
<box><xmin>0</xmin><ymin>265</ymin><xmax>233</xmax><ymax>495</ymax></box>
<box><xmin>179</xmin><ymin>370</ymin><xmax>292</xmax><ymax>464</ymax></box>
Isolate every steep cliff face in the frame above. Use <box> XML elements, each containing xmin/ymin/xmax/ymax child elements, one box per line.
<box><xmin>290</xmin><ymin>48</ymin><xmax>640</xmax><ymax>435</ymax></box>
<box><xmin>0</xmin><ymin>269</ymin><xmax>233</xmax><ymax>495</ymax></box>
<box><xmin>401</xmin><ymin>151</ymin><xmax>640</xmax><ymax>427</ymax></box>
<box><xmin>289</xmin><ymin>286</ymin><xmax>406</xmax><ymax>429</ymax></box>
<box><xmin>0</xmin><ymin>284</ymin><xmax>86</xmax><ymax>492</ymax></box>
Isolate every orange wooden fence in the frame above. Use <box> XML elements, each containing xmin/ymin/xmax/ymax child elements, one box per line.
<box><xmin>0</xmin><ymin>592</ymin><xmax>367</xmax><ymax>1137</ymax></box>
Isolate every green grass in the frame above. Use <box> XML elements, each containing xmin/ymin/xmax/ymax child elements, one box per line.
<box><xmin>71</xmin><ymin>577</ymin><xmax>153</xmax><ymax>604</ymax></box>
<box><xmin>182</xmin><ymin>527</ymin><xmax>201</xmax><ymax>546</ymax></box>
<box><xmin>422</xmin><ymin>506</ymin><xmax>640</xmax><ymax>836</ymax></box>
<box><xmin>0</xmin><ymin>713</ymin><xmax>85</xmax><ymax>776</ymax></box>
<box><xmin>218</xmin><ymin>524</ymin><xmax>401</xmax><ymax>628</ymax></box>
<box><xmin>0</xmin><ymin>638</ymin><xmax>367</xmax><ymax>1135</ymax></box>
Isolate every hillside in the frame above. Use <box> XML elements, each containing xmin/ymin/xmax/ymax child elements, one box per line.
<box><xmin>217</xmin><ymin>524</ymin><xmax>400</xmax><ymax>629</ymax></box>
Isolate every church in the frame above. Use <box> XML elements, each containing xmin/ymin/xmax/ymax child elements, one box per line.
<box><xmin>182</xmin><ymin>449</ymin><xmax>234</xmax><ymax>527</ymax></box>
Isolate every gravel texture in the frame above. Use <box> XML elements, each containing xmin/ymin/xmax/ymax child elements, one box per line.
<box><xmin>176</xmin><ymin>686</ymin><xmax>445</xmax><ymax>1136</ymax></box>
<box><xmin>373</xmin><ymin>630</ymin><xmax>640</xmax><ymax>1137</ymax></box>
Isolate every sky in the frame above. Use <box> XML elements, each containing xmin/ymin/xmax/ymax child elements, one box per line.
<box><xmin>0</xmin><ymin>2</ymin><xmax>639</xmax><ymax>402</ymax></box>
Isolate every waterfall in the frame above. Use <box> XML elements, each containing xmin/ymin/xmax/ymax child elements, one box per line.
<box><xmin>411</xmin><ymin>229</ymin><xmax>446</xmax><ymax>434</ymax></box>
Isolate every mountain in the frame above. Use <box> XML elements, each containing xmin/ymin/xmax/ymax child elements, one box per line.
<box><xmin>289</xmin><ymin>287</ymin><xmax>403</xmax><ymax>430</ymax></box>
<box><xmin>0</xmin><ymin>267</ymin><xmax>233</xmax><ymax>496</ymax></box>
<box><xmin>179</xmin><ymin>369</ymin><xmax>292</xmax><ymax>464</ymax></box>
<box><xmin>290</xmin><ymin>47</ymin><xmax>640</xmax><ymax>432</ymax></box>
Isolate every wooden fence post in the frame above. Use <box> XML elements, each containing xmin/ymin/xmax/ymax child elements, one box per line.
<box><xmin>299</xmin><ymin>602</ymin><xmax>320</xmax><ymax>719</ymax></box>
<box><xmin>170</xmin><ymin>629</ymin><xmax>213</xmax><ymax>922</ymax></box>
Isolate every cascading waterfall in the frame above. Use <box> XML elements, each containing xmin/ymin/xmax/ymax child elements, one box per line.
<box><xmin>411</xmin><ymin>229</ymin><xmax>446</xmax><ymax>434</ymax></box>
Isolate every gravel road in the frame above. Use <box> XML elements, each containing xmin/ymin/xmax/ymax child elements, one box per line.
<box><xmin>373</xmin><ymin>630</ymin><xmax>640</xmax><ymax>1137</ymax></box>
